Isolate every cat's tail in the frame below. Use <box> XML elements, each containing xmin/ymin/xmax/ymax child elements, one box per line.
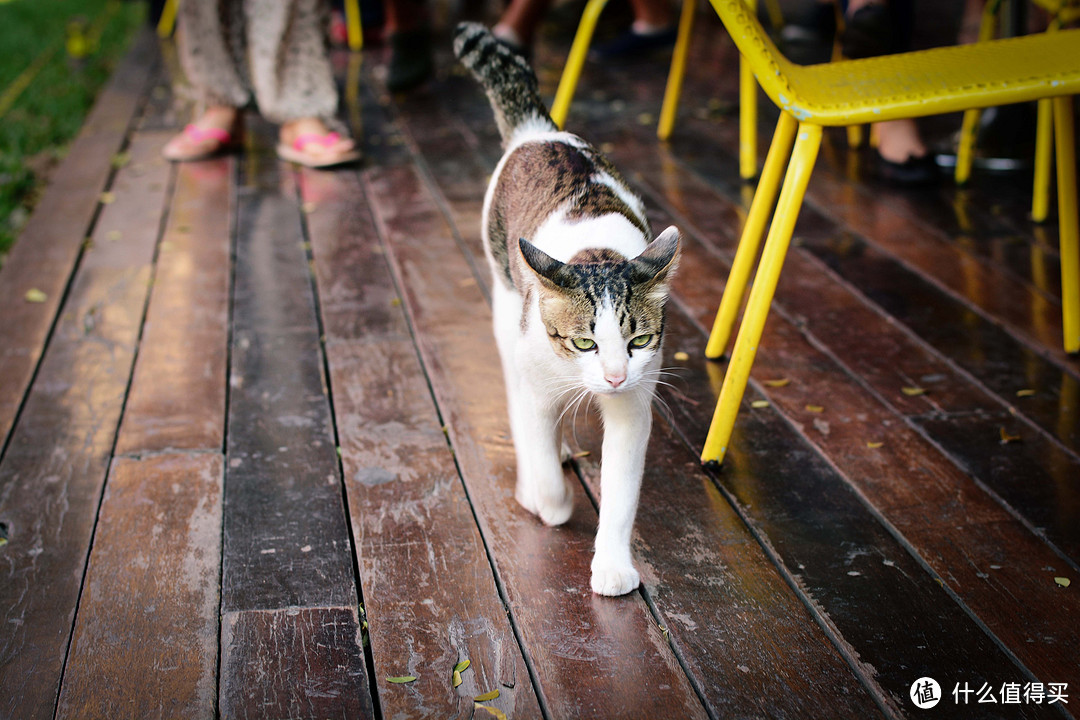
<box><xmin>453</xmin><ymin>22</ymin><xmax>558</xmax><ymax>146</ymax></box>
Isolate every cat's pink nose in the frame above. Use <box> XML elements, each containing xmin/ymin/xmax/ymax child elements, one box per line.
<box><xmin>605</xmin><ymin>372</ymin><xmax>626</xmax><ymax>388</ymax></box>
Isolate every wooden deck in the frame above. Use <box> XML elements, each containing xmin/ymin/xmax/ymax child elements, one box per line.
<box><xmin>1</xmin><ymin>12</ymin><xmax>1078</xmax><ymax>719</ymax></box>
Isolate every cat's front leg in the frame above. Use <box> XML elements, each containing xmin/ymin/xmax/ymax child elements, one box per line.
<box><xmin>510</xmin><ymin>381</ymin><xmax>574</xmax><ymax>526</ymax></box>
<box><xmin>591</xmin><ymin>390</ymin><xmax>652</xmax><ymax>596</ymax></box>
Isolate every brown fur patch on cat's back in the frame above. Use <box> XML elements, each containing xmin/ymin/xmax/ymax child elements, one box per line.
<box><xmin>487</xmin><ymin>140</ymin><xmax>648</xmax><ymax>289</ymax></box>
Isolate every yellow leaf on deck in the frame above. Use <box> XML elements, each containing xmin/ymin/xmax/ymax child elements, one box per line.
<box><xmin>99</xmin><ymin>192</ymin><xmax>115</xmax><ymax>204</ymax></box>
<box><xmin>999</xmin><ymin>427</ymin><xmax>1021</xmax><ymax>444</ymax></box>
<box><xmin>1055</xmin><ymin>577</ymin><xmax>1071</xmax><ymax>588</ymax></box>
<box><xmin>763</xmin><ymin>378</ymin><xmax>791</xmax><ymax>387</ymax></box>
<box><xmin>110</xmin><ymin>152</ymin><xmax>131</xmax><ymax>168</ymax></box>
<box><xmin>302</xmin><ymin>202</ymin><xmax>317</xmax><ymax>214</ymax></box>
<box><xmin>24</xmin><ymin>288</ymin><xmax>47</xmax><ymax>303</ymax></box>
<box><xmin>453</xmin><ymin>659</ymin><xmax>471</xmax><ymax>674</ymax></box>
<box><xmin>901</xmin><ymin>387</ymin><xmax>926</xmax><ymax>396</ymax></box>
<box><xmin>1016</xmin><ymin>389</ymin><xmax>1036</xmax><ymax>397</ymax></box>
<box><xmin>866</xmin><ymin>441</ymin><xmax>884</xmax><ymax>449</ymax></box>
<box><xmin>475</xmin><ymin>704</ymin><xmax>508</xmax><ymax>720</ymax></box>
<box><xmin>452</xmin><ymin>670</ymin><xmax>462</xmax><ymax>688</ymax></box>
<box><xmin>386</xmin><ymin>676</ymin><xmax>417</xmax><ymax>684</ymax></box>
<box><xmin>673</xmin><ymin>351</ymin><xmax>690</xmax><ymax>362</ymax></box>
<box><xmin>751</xmin><ymin>400</ymin><xmax>770</xmax><ymax>409</ymax></box>
<box><xmin>805</xmin><ymin>405</ymin><xmax>824</xmax><ymax>413</ymax></box>
<box><xmin>474</xmin><ymin>689</ymin><xmax>500</xmax><ymax>702</ymax></box>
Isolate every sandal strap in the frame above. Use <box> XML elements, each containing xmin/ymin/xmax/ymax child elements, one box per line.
<box><xmin>292</xmin><ymin>131</ymin><xmax>342</xmax><ymax>151</ymax></box>
<box><xmin>183</xmin><ymin>124</ymin><xmax>233</xmax><ymax>144</ymax></box>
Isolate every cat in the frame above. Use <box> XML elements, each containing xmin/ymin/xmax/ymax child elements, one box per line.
<box><xmin>453</xmin><ymin>23</ymin><xmax>680</xmax><ymax>597</ymax></box>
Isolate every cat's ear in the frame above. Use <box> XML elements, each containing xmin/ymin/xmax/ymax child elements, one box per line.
<box><xmin>519</xmin><ymin>238</ymin><xmax>579</xmax><ymax>290</ymax></box>
<box><xmin>631</xmin><ymin>226</ymin><xmax>681</xmax><ymax>286</ymax></box>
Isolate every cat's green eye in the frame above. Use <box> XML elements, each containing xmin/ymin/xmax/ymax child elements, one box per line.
<box><xmin>572</xmin><ymin>338</ymin><xmax>597</xmax><ymax>351</ymax></box>
<box><xmin>629</xmin><ymin>334</ymin><xmax>653</xmax><ymax>349</ymax></box>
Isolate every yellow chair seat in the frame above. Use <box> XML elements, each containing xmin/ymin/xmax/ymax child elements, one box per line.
<box><xmin>724</xmin><ymin>6</ymin><xmax>1080</xmax><ymax>125</ymax></box>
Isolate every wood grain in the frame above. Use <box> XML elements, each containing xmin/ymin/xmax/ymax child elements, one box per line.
<box><xmin>56</xmin><ymin>453</ymin><xmax>223</xmax><ymax>720</ymax></box>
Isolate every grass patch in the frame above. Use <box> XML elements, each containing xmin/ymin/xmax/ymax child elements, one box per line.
<box><xmin>0</xmin><ymin>0</ymin><xmax>145</xmax><ymax>265</ymax></box>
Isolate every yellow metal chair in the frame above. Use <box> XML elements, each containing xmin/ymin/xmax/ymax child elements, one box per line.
<box><xmin>955</xmin><ymin>0</ymin><xmax>1078</xmax><ymax>222</ymax></box>
<box><xmin>699</xmin><ymin>0</ymin><xmax>1080</xmax><ymax>465</ymax></box>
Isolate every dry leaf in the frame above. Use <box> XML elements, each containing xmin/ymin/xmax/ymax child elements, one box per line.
<box><xmin>805</xmin><ymin>405</ymin><xmax>824</xmax><ymax>413</ymax></box>
<box><xmin>302</xmin><ymin>202</ymin><xmax>317</xmax><ymax>214</ymax></box>
<box><xmin>1016</xmin><ymin>389</ymin><xmax>1036</xmax><ymax>397</ymax></box>
<box><xmin>474</xmin><ymin>689</ymin><xmax>500</xmax><ymax>702</ymax></box>
<box><xmin>99</xmin><ymin>191</ymin><xmax>116</xmax><ymax>204</ymax></box>
<box><xmin>866</xmin><ymin>441</ymin><xmax>884</xmax><ymax>449</ymax></box>
<box><xmin>386</xmin><ymin>676</ymin><xmax>417</xmax><ymax>684</ymax></box>
<box><xmin>474</xmin><ymin>704</ymin><xmax>508</xmax><ymax>720</ymax></box>
<box><xmin>452</xmin><ymin>670</ymin><xmax>462</xmax><ymax>688</ymax></box>
<box><xmin>24</xmin><ymin>288</ymin><xmax>47</xmax><ymax>303</ymax></box>
<box><xmin>454</xmin><ymin>659</ymin><xmax>471</xmax><ymax>673</ymax></box>
<box><xmin>673</xmin><ymin>351</ymin><xmax>690</xmax><ymax>362</ymax></box>
<box><xmin>751</xmin><ymin>400</ymin><xmax>770</xmax><ymax>409</ymax></box>
<box><xmin>572</xmin><ymin>450</ymin><xmax>591</xmax><ymax>459</ymax></box>
<box><xmin>999</xmin><ymin>427</ymin><xmax>1021</xmax><ymax>444</ymax></box>
<box><xmin>1055</xmin><ymin>577</ymin><xmax>1071</xmax><ymax>588</ymax></box>
<box><xmin>901</xmin><ymin>387</ymin><xmax>926</xmax><ymax>396</ymax></box>
<box><xmin>110</xmin><ymin>151</ymin><xmax>131</xmax><ymax>168</ymax></box>
<box><xmin>391</xmin><ymin>298</ymin><xmax>402</xmax><ymax>307</ymax></box>
<box><xmin>763</xmin><ymin>378</ymin><xmax>791</xmax><ymax>388</ymax></box>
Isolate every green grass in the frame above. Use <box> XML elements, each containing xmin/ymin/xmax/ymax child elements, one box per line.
<box><xmin>0</xmin><ymin>0</ymin><xmax>145</xmax><ymax>264</ymax></box>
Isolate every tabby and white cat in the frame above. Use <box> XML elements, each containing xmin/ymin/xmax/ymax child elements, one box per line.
<box><xmin>454</xmin><ymin>23</ymin><xmax>680</xmax><ymax>596</ymax></box>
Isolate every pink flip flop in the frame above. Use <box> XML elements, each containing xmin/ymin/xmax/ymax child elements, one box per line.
<box><xmin>276</xmin><ymin>131</ymin><xmax>361</xmax><ymax>168</ymax></box>
<box><xmin>162</xmin><ymin>124</ymin><xmax>239</xmax><ymax>162</ymax></box>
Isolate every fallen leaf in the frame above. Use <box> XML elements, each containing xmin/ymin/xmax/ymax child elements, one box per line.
<box><xmin>866</xmin><ymin>441</ymin><xmax>884</xmax><ymax>449</ymax></box>
<box><xmin>110</xmin><ymin>151</ymin><xmax>131</xmax><ymax>168</ymax></box>
<box><xmin>763</xmin><ymin>378</ymin><xmax>790</xmax><ymax>387</ymax></box>
<box><xmin>1055</xmin><ymin>577</ymin><xmax>1071</xmax><ymax>588</ymax></box>
<box><xmin>572</xmin><ymin>450</ymin><xmax>591</xmax><ymax>459</ymax></box>
<box><xmin>1016</xmin><ymin>389</ymin><xmax>1036</xmax><ymax>397</ymax></box>
<box><xmin>24</xmin><ymin>288</ymin><xmax>47</xmax><ymax>303</ymax></box>
<box><xmin>453</xmin><ymin>670</ymin><xmax>462</xmax><ymax>688</ymax></box>
<box><xmin>805</xmin><ymin>404</ymin><xmax>824</xmax><ymax>413</ymax></box>
<box><xmin>751</xmin><ymin>400</ymin><xmax>770</xmax><ymax>409</ymax></box>
<box><xmin>474</xmin><ymin>689</ymin><xmax>500</xmax><ymax>702</ymax></box>
<box><xmin>386</xmin><ymin>676</ymin><xmax>417</xmax><ymax>684</ymax></box>
<box><xmin>454</xmin><ymin>659</ymin><xmax>471</xmax><ymax>674</ymax></box>
<box><xmin>391</xmin><ymin>298</ymin><xmax>402</xmax><ymax>307</ymax></box>
<box><xmin>673</xmin><ymin>351</ymin><xmax>690</xmax><ymax>362</ymax></box>
<box><xmin>302</xmin><ymin>202</ymin><xmax>317</xmax><ymax>214</ymax></box>
<box><xmin>99</xmin><ymin>191</ymin><xmax>116</xmax><ymax>204</ymax></box>
<box><xmin>999</xmin><ymin>427</ymin><xmax>1021</xmax><ymax>444</ymax></box>
<box><xmin>474</xmin><ymin>704</ymin><xmax>508</xmax><ymax>720</ymax></box>
<box><xmin>901</xmin><ymin>387</ymin><xmax>926</xmax><ymax>396</ymax></box>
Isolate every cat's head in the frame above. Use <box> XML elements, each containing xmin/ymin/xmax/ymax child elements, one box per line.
<box><xmin>519</xmin><ymin>226</ymin><xmax>681</xmax><ymax>395</ymax></box>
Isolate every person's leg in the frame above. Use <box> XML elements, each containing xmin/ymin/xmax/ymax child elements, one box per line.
<box><xmin>493</xmin><ymin>0</ymin><xmax>553</xmax><ymax>50</ymax></box>
<box><xmin>384</xmin><ymin>0</ymin><xmax>433</xmax><ymax>91</ymax></box>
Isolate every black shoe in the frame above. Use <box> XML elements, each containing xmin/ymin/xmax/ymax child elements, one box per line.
<box><xmin>590</xmin><ymin>26</ymin><xmax>678</xmax><ymax>61</ymax></box>
<box><xmin>387</xmin><ymin>27</ymin><xmax>434</xmax><ymax>93</ymax></box>
<box><xmin>876</xmin><ymin>151</ymin><xmax>938</xmax><ymax>186</ymax></box>
<box><xmin>842</xmin><ymin>3</ymin><xmax>904</xmax><ymax>59</ymax></box>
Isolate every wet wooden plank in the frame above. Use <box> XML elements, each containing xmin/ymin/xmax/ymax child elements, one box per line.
<box><xmin>299</xmin><ymin>167</ymin><xmax>542</xmax><ymax>719</ymax></box>
<box><xmin>395</xmin><ymin>85</ymin><xmax>888</xmax><ymax>719</ymax></box>
<box><xmin>0</xmin><ymin>29</ymin><xmax>158</xmax><ymax>449</ymax></box>
<box><xmin>0</xmin><ymin>130</ymin><xmax>172</xmax><ymax>720</ymax></box>
<box><xmin>115</xmin><ymin>158</ymin><xmax>232</xmax><ymax>454</ymax></box>
<box><xmin>366</xmin><ymin>163</ymin><xmax>710</xmax><ymax>720</ymax></box>
<box><xmin>56</xmin><ymin>453</ymin><xmax>223</xmax><ymax>720</ymax></box>
<box><xmin>220</xmin><ymin>607</ymin><xmax>372</xmax><ymax>720</ymax></box>
<box><xmin>222</xmin><ymin>149</ymin><xmax>354</xmax><ymax>611</ymax></box>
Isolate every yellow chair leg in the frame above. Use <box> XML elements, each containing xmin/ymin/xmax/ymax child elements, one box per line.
<box><xmin>658</xmin><ymin>0</ymin><xmax>697</xmax><ymax>141</ymax></box>
<box><xmin>156</xmin><ymin>0</ymin><xmax>179</xmax><ymax>38</ymax></box>
<box><xmin>955</xmin><ymin>108</ymin><xmax>981</xmax><ymax>186</ymax></box>
<box><xmin>706</xmin><ymin>113</ymin><xmax>797</xmax><ymax>359</ymax></box>
<box><xmin>1032</xmin><ymin>98</ymin><xmax>1053</xmax><ymax>223</ymax></box>
<box><xmin>702</xmin><ymin>123</ymin><xmax>822</xmax><ymax>465</ymax></box>
<box><xmin>738</xmin><ymin>0</ymin><xmax>758</xmax><ymax>180</ymax></box>
<box><xmin>551</xmin><ymin>0</ymin><xmax>610</xmax><ymax>129</ymax></box>
<box><xmin>345</xmin><ymin>0</ymin><xmax>364</xmax><ymax>51</ymax></box>
<box><xmin>1054</xmin><ymin>96</ymin><xmax>1079</xmax><ymax>354</ymax></box>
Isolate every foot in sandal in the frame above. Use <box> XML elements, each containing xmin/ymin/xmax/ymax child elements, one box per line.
<box><xmin>277</xmin><ymin>118</ymin><xmax>360</xmax><ymax>168</ymax></box>
<box><xmin>162</xmin><ymin>106</ymin><xmax>241</xmax><ymax>161</ymax></box>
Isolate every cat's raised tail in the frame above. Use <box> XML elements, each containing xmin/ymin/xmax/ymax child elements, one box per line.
<box><xmin>453</xmin><ymin>23</ymin><xmax>558</xmax><ymax>146</ymax></box>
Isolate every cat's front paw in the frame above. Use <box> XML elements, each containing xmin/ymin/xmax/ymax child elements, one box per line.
<box><xmin>590</xmin><ymin>562</ymin><xmax>640</xmax><ymax>596</ymax></box>
<box><xmin>516</xmin><ymin>479</ymin><xmax>574</xmax><ymax>526</ymax></box>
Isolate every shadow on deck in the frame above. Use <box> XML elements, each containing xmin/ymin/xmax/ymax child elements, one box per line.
<box><xmin>0</xmin><ymin>9</ymin><xmax>1078</xmax><ymax>719</ymax></box>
